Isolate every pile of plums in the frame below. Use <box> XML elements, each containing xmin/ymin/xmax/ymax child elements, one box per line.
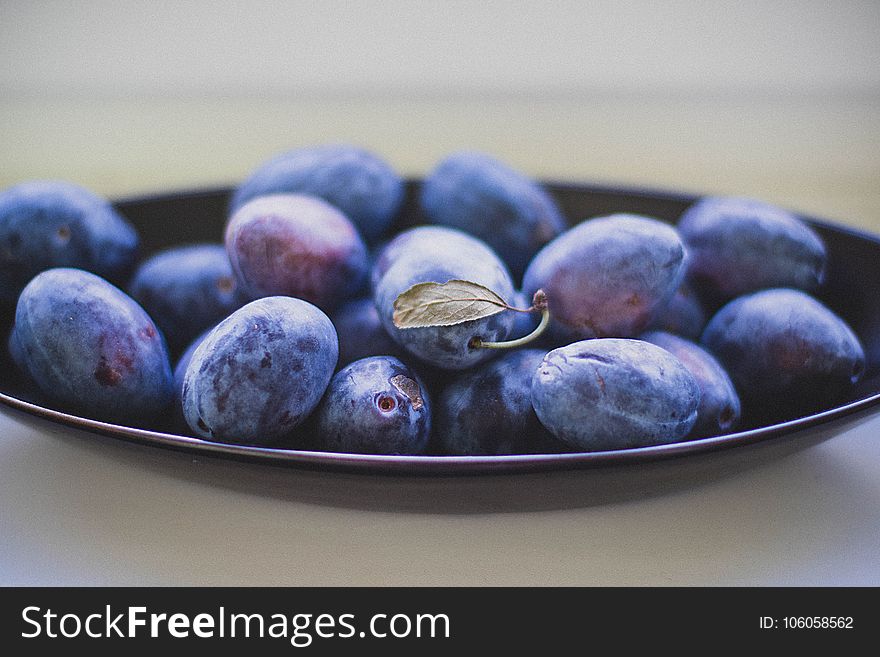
<box><xmin>0</xmin><ymin>145</ymin><xmax>867</xmax><ymax>456</ymax></box>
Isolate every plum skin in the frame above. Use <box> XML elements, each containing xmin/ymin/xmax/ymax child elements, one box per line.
<box><xmin>420</xmin><ymin>151</ymin><xmax>566</xmax><ymax>279</ymax></box>
<box><xmin>129</xmin><ymin>243</ymin><xmax>246</xmax><ymax>353</ymax></box>
<box><xmin>230</xmin><ymin>144</ymin><xmax>404</xmax><ymax>242</ymax></box>
<box><xmin>0</xmin><ymin>180</ymin><xmax>139</xmax><ymax>306</ymax></box>
<box><xmin>437</xmin><ymin>349</ymin><xmax>564</xmax><ymax>455</ymax></box>
<box><xmin>522</xmin><ymin>214</ymin><xmax>687</xmax><ymax>340</ymax></box>
<box><xmin>225</xmin><ymin>193</ymin><xmax>369</xmax><ymax>311</ymax></box>
<box><xmin>181</xmin><ymin>296</ymin><xmax>338</xmax><ymax>444</ymax></box>
<box><xmin>12</xmin><ymin>268</ymin><xmax>173</xmax><ymax>421</ymax></box>
<box><xmin>701</xmin><ymin>288</ymin><xmax>865</xmax><ymax>407</ymax></box>
<box><xmin>373</xmin><ymin>226</ymin><xmax>516</xmax><ymax>370</ymax></box>
<box><xmin>678</xmin><ymin>196</ymin><xmax>826</xmax><ymax>299</ymax></box>
<box><xmin>641</xmin><ymin>330</ymin><xmax>741</xmax><ymax>438</ymax></box>
<box><xmin>315</xmin><ymin>356</ymin><xmax>431</xmax><ymax>455</ymax></box>
<box><xmin>645</xmin><ymin>281</ymin><xmax>706</xmax><ymax>340</ymax></box>
<box><xmin>531</xmin><ymin>338</ymin><xmax>701</xmax><ymax>451</ymax></box>
<box><xmin>331</xmin><ymin>298</ymin><xmax>402</xmax><ymax>369</ymax></box>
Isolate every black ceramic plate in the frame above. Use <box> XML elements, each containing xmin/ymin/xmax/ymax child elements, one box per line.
<box><xmin>1</xmin><ymin>181</ymin><xmax>879</xmax><ymax>476</ymax></box>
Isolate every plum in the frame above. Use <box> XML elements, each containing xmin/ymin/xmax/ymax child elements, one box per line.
<box><xmin>522</xmin><ymin>214</ymin><xmax>687</xmax><ymax>340</ymax></box>
<box><xmin>314</xmin><ymin>356</ymin><xmax>431</xmax><ymax>455</ymax></box>
<box><xmin>181</xmin><ymin>296</ymin><xmax>338</xmax><ymax>444</ymax></box>
<box><xmin>372</xmin><ymin>226</ymin><xmax>516</xmax><ymax>370</ymax></box>
<box><xmin>678</xmin><ymin>196</ymin><xmax>826</xmax><ymax>299</ymax></box>
<box><xmin>701</xmin><ymin>288</ymin><xmax>864</xmax><ymax>411</ymax></box>
<box><xmin>230</xmin><ymin>144</ymin><xmax>404</xmax><ymax>241</ymax></box>
<box><xmin>420</xmin><ymin>151</ymin><xmax>566</xmax><ymax>279</ymax></box>
<box><xmin>531</xmin><ymin>338</ymin><xmax>700</xmax><ymax>451</ymax></box>
<box><xmin>12</xmin><ymin>268</ymin><xmax>173</xmax><ymax>421</ymax></box>
<box><xmin>0</xmin><ymin>180</ymin><xmax>138</xmax><ymax>305</ymax></box>
<box><xmin>225</xmin><ymin>193</ymin><xmax>369</xmax><ymax>311</ymax></box>
<box><xmin>129</xmin><ymin>243</ymin><xmax>246</xmax><ymax>353</ymax></box>
<box><xmin>641</xmin><ymin>330</ymin><xmax>740</xmax><ymax>437</ymax></box>
<box><xmin>437</xmin><ymin>349</ymin><xmax>564</xmax><ymax>455</ymax></box>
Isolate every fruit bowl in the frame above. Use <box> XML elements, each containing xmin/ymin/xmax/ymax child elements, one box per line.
<box><xmin>1</xmin><ymin>181</ymin><xmax>878</xmax><ymax>475</ymax></box>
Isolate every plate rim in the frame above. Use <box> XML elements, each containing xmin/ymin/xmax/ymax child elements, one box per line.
<box><xmin>2</xmin><ymin>384</ymin><xmax>879</xmax><ymax>475</ymax></box>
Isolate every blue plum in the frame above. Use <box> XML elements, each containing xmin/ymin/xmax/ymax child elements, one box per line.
<box><xmin>522</xmin><ymin>214</ymin><xmax>687</xmax><ymax>340</ymax></box>
<box><xmin>225</xmin><ymin>194</ymin><xmax>369</xmax><ymax>311</ymax></box>
<box><xmin>701</xmin><ymin>288</ymin><xmax>865</xmax><ymax>409</ymax></box>
<box><xmin>420</xmin><ymin>151</ymin><xmax>566</xmax><ymax>279</ymax></box>
<box><xmin>314</xmin><ymin>356</ymin><xmax>431</xmax><ymax>455</ymax></box>
<box><xmin>129</xmin><ymin>244</ymin><xmax>247</xmax><ymax>352</ymax></box>
<box><xmin>372</xmin><ymin>226</ymin><xmax>516</xmax><ymax>370</ymax></box>
<box><xmin>641</xmin><ymin>331</ymin><xmax>740</xmax><ymax>437</ymax></box>
<box><xmin>531</xmin><ymin>338</ymin><xmax>701</xmax><ymax>451</ymax></box>
<box><xmin>677</xmin><ymin>196</ymin><xmax>826</xmax><ymax>299</ymax></box>
<box><xmin>181</xmin><ymin>296</ymin><xmax>338</xmax><ymax>444</ymax></box>
<box><xmin>645</xmin><ymin>281</ymin><xmax>706</xmax><ymax>340</ymax></box>
<box><xmin>230</xmin><ymin>144</ymin><xmax>404</xmax><ymax>241</ymax></box>
<box><xmin>0</xmin><ymin>180</ymin><xmax>139</xmax><ymax>305</ymax></box>
<box><xmin>330</xmin><ymin>298</ymin><xmax>402</xmax><ymax>369</ymax></box>
<box><xmin>12</xmin><ymin>268</ymin><xmax>173</xmax><ymax>421</ymax></box>
<box><xmin>437</xmin><ymin>349</ymin><xmax>565</xmax><ymax>455</ymax></box>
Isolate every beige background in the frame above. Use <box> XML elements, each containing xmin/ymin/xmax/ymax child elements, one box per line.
<box><xmin>1</xmin><ymin>1</ymin><xmax>879</xmax><ymax>585</ymax></box>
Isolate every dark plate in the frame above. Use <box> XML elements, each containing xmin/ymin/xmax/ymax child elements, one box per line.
<box><xmin>1</xmin><ymin>181</ymin><xmax>879</xmax><ymax>476</ymax></box>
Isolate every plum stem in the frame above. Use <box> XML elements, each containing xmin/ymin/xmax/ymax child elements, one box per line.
<box><xmin>506</xmin><ymin>288</ymin><xmax>548</xmax><ymax>314</ymax></box>
<box><xmin>471</xmin><ymin>290</ymin><xmax>551</xmax><ymax>350</ymax></box>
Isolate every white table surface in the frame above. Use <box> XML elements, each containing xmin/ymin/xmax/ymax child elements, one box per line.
<box><xmin>2</xmin><ymin>96</ymin><xmax>879</xmax><ymax>586</ymax></box>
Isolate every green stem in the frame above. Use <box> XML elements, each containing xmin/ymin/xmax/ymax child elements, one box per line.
<box><xmin>471</xmin><ymin>306</ymin><xmax>550</xmax><ymax>350</ymax></box>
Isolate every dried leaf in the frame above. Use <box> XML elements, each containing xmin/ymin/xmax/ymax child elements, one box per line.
<box><xmin>393</xmin><ymin>279</ymin><xmax>510</xmax><ymax>328</ymax></box>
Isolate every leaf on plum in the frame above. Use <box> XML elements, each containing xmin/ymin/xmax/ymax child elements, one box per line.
<box><xmin>392</xmin><ymin>279</ymin><xmax>510</xmax><ymax>328</ymax></box>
